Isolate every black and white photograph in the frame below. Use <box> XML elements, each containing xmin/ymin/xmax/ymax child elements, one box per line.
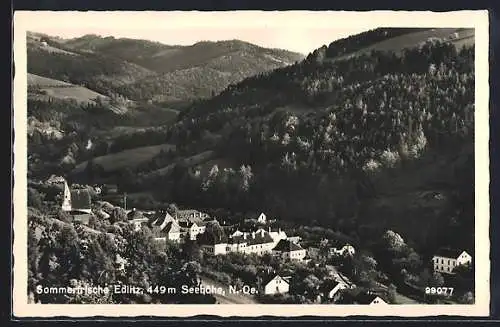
<box><xmin>13</xmin><ymin>10</ymin><xmax>490</xmax><ymax>317</ymax></box>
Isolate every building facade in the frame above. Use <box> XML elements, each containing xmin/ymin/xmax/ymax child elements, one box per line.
<box><xmin>432</xmin><ymin>249</ymin><xmax>472</xmax><ymax>274</ymax></box>
<box><xmin>263</xmin><ymin>275</ymin><xmax>290</xmax><ymax>295</ymax></box>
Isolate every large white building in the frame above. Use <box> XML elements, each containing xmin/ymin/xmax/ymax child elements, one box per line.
<box><xmin>432</xmin><ymin>249</ymin><xmax>472</xmax><ymax>274</ymax></box>
<box><xmin>202</xmin><ymin>229</ymin><xmax>275</xmax><ymax>256</ymax></box>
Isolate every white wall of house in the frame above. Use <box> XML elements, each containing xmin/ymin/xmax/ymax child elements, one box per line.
<box><xmin>167</xmin><ymin>231</ymin><xmax>181</xmax><ymax>242</ymax></box>
<box><xmin>457</xmin><ymin>251</ymin><xmax>472</xmax><ymax>266</ymax></box>
<box><xmin>433</xmin><ymin>256</ymin><xmax>457</xmax><ymax>274</ymax></box>
<box><xmin>264</xmin><ymin>276</ymin><xmax>289</xmax><ymax>295</ymax></box>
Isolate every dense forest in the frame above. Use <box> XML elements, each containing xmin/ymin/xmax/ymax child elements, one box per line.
<box><xmin>29</xmin><ymin>28</ymin><xmax>475</xmax><ymax>259</ymax></box>
<box><xmin>129</xmin><ymin>39</ymin><xmax>474</xmax><ymax>256</ymax></box>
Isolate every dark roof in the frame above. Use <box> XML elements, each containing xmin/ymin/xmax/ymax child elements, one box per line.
<box><xmin>151</xmin><ymin>211</ymin><xmax>175</xmax><ymax>227</ymax></box>
<box><xmin>434</xmin><ymin>248</ymin><xmax>464</xmax><ymax>258</ymax></box>
<box><xmin>70</xmin><ymin>189</ymin><xmax>91</xmax><ymax>210</ymax></box>
<box><xmin>164</xmin><ymin>221</ymin><xmax>181</xmax><ymax>234</ymax></box>
<box><xmin>230</xmin><ymin>231</ymin><xmax>274</xmax><ymax>245</ymax></box>
<box><xmin>353</xmin><ymin>292</ymin><xmax>381</xmax><ymax>304</ymax></box>
<box><xmin>273</xmin><ymin>239</ymin><xmax>304</xmax><ymax>252</ymax></box>
<box><xmin>320</xmin><ymin>280</ymin><xmax>340</xmax><ymax>294</ymax></box>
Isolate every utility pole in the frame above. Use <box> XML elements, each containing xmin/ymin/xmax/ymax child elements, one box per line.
<box><xmin>124</xmin><ymin>192</ymin><xmax>127</xmax><ymax>211</ymax></box>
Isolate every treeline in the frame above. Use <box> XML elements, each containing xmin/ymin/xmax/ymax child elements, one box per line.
<box><xmin>134</xmin><ymin>40</ymin><xmax>475</xmax><ymax>253</ymax></box>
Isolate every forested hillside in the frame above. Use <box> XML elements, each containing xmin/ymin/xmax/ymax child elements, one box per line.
<box><xmin>31</xmin><ymin>27</ymin><xmax>475</xmax><ymax>255</ymax></box>
<box><xmin>27</xmin><ymin>32</ymin><xmax>304</xmax><ymax>103</ymax></box>
<box><xmin>115</xmin><ymin>28</ymin><xmax>473</xmax><ymax>254</ymax></box>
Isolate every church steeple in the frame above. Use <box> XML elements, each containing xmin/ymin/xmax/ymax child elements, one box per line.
<box><xmin>61</xmin><ymin>180</ymin><xmax>72</xmax><ymax>211</ymax></box>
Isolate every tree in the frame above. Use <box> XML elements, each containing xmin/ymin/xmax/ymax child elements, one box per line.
<box><xmin>28</xmin><ymin>187</ymin><xmax>44</xmax><ymax>210</ymax></box>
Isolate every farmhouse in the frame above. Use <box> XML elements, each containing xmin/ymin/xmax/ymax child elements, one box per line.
<box><xmin>263</xmin><ymin>275</ymin><xmax>290</xmax><ymax>295</ymax></box>
<box><xmin>272</xmin><ymin>239</ymin><xmax>307</xmax><ymax>261</ymax></box>
<box><xmin>432</xmin><ymin>249</ymin><xmax>472</xmax><ymax>274</ymax></box>
<box><xmin>329</xmin><ymin>241</ymin><xmax>356</xmax><ymax>257</ymax></box>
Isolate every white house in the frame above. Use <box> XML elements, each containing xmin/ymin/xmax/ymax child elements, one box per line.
<box><xmin>272</xmin><ymin>239</ymin><xmax>307</xmax><ymax>261</ymax></box>
<box><xmin>257</xmin><ymin>212</ymin><xmax>267</xmax><ymax>224</ymax></box>
<box><xmin>329</xmin><ymin>243</ymin><xmax>356</xmax><ymax>257</ymax></box>
<box><xmin>264</xmin><ymin>275</ymin><xmax>290</xmax><ymax>295</ymax></box>
<box><xmin>151</xmin><ymin>211</ymin><xmax>176</xmax><ymax>231</ymax></box>
<box><xmin>164</xmin><ymin>221</ymin><xmax>181</xmax><ymax>242</ymax></box>
<box><xmin>432</xmin><ymin>249</ymin><xmax>472</xmax><ymax>274</ymax></box>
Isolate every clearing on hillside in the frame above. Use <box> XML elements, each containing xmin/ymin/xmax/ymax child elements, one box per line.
<box><xmin>332</xmin><ymin>28</ymin><xmax>474</xmax><ymax>61</ymax></box>
<box><xmin>28</xmin><ymin>73</ymin><xmax>108</xmax><ymax>104</ymax></box>
<box><xmin>73</xmin><ymin>143</ymin><xmax>176</xmax><ymax>173</ymax></box>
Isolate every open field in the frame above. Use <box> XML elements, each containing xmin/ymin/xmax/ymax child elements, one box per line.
<box><xmin>333</xmin><ymin>28</ymin><xmax>474</xmax><ymax>61</ymax></box>
<box><xmin>28</xmin><ymin>73</ymin><xmax>108</xmax><ymax>104</ymax></box>
<box><xmin>73</xmin><ymin>143</ymin><xmax>176</xmax><ymax>173</ymax></box>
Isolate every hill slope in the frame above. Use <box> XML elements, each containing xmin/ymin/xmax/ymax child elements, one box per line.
<box><xmin>27</xmin><ymin>32</ymin><xmax>304</xmax><ymax>103</ymax></box>
<box><xmin>107</xmin><ymin>27</ymin><xmax>474</xmax><ymax>253</ymax></box>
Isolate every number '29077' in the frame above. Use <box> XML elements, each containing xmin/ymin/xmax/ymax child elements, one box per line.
<box><xmin>425</xmin><ymin>287</ymin><xmax>454</xmax><ymax>296</ymax></box>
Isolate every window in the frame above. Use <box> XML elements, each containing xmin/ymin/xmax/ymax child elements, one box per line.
<box><xmin>448</xmin><ymin>260</ymin><xmax>450</xmax><ymax>265</ymax></box>
<box><xmin>441</xmin><ymin>259</ymin><xmax>443</xmax><ymax>264</ymax></box>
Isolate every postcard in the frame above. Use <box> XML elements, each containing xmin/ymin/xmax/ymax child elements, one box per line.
<box><xmin>12</xmin><ymin>9</ymin><xmax>490</xmax><ymax>317</ymax></box>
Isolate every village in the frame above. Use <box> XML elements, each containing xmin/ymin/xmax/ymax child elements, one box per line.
<box><xmin>32</xmin><ymin>175</ymin><xmax>474</xmax><ymax>305</ymax></box>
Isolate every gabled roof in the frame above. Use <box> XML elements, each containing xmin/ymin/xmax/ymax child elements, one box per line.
<box><xmin>70</xmin><ymin>189</ymin><xmax>91</xmax><ymax>210</ymax></box>
<box><xmin>263</xmin><ymin>275</ymin><xmax>289</xmax><ymax>286</ymax></box>
<box><xmin>273</xmin><ymin>239</ymin><xmax>304</xmax><ymax>252</ymax></box>
<box><xmin>434</xmin><ymin>248</ymin><xmax>466</xmax><ymax>259</ymax></box>
<box><xmin>353</xmin><ymin>292</ymin><xmax>383</xmax><ymax>304</ymax></box>
<box><xmin>164</xmin><ymin>221</ymin><xmax>181</xmax><ymax>234</ymax></box>
<box><xmin>151</xmin><ymin>211</ymin><xmax>175</xmax><ymax>227</ymax></box>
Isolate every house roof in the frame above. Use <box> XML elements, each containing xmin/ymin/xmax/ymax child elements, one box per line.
<box><xmin>434</xmin><ymin>248</ymin><xmax>465</xmax><ymax>259</ymax></box>
<box><xmin>353</xmin><ymin>292</ymin><xmax>382</xmax><ymax>304</ymax></box>
<box><xmin>70</xmin><ymin>189</ymin><xmax>91</xmax><ymax>210</ymax></box>
<box><xmin>151</xmin><ymin>211</ymin><xmax>175</xmax><ymax>227</ymax></box>
<box><xmin>273</xmin><ymin>239</ymin><xmax>304</xmax><ymax>252</ymax></box>
<box><xmin>164</xmin><ymin>221</ymin><xmax>181</xmax><ymax>234</ymax></box>
<box><xmin>230</xmin><ymin>231</ymin><xmax>274</xmax><ymax>245</ymax></box>
<box><xmin>263</xmin><ymin>275</ymin><xmax>289</xmax><ymax>286</ymax></box>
